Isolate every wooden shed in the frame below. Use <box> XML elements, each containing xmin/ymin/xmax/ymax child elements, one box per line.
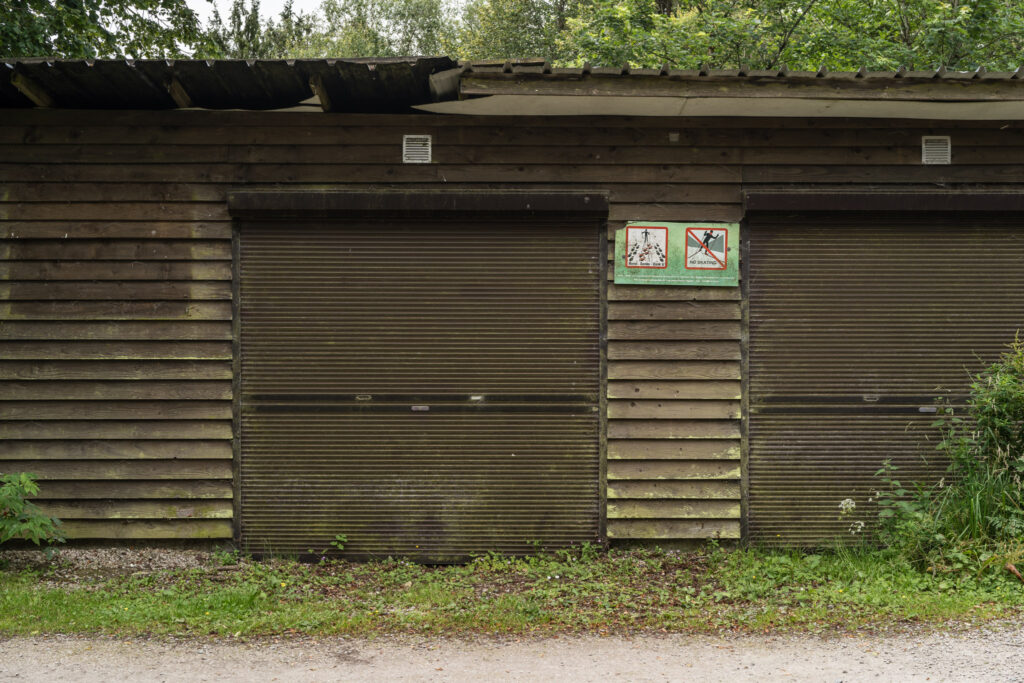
<box><xmin>2</xmin><ymin>57</ymin><xmax>1024</xmax><ymax>558</ymax></box>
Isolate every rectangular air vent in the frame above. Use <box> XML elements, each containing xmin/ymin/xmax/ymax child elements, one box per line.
<box><xmin>922</xmin><ymin>136</ymin><xmax>951</xmax><ymax>165</ymax></box>
<box><xmin>403</xmin><ymin>135</ymin><xmax>432</xmax><ymax>164</ymax></box>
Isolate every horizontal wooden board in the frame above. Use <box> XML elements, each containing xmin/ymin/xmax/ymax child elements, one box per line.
<box><xmin>607</xmin><ymin>519</ymin><xmax>740</xmax><ymax>539</ymax></box>
<box><xmin>607</xmin><ymin>479</ymin><xmax>740</xmax><ymax>500</ymax></box>
<box><xmin>0</xmin><ymin>420</ymin><xmax>232</xmax><ymax>440</ymax></box>
<box><xmin>0</xmin><ymin>360</ymin><xmax>232</xmax><ymax>380</ymax></box>
<box><xmin>0</xmin><ymin>459</ymin><xmax>231</xmax><ymax>479</ymax></box>
<box><xmin>1</xmin><ymin>221</ymin><xmax>232</xmax><ymax>240</ymax></box>
<box><xmin>608</xmin><ymin>420</ymin><xmax>741</xmax><ymax>439</ymax></box>
<box><xmin>38</xmin><ymin>500</ymin><xmax>233</xmax><ymax>519</ymax></box>
<box><xmin>609</xmin><ymin>322</ymin><xmax>741</xmax><ymax>342</ymax></box>
<box><xmin>609</xmin><ymin>303</ymin><xmax>740</xmax><ymax>321</ymax></box>
<box><xmin>607</xmin><ymin>284</ymin><xmax>741</xmax><ymax>301</ymax></box>
<box><xmin>0</xmin><ymin>301</ymin><xmax>232</xmax><ymax>320</ymax></box>
<box><xmin>608</xmin><ymin>439</ymin><xmax>741</xmax><ymax>460</ymax></box>
<box><xmin>0</xmin><ymin>202</ymin><xmax>228</xmax><ymax>222</ymax></box>
<box><xmin>32</xmin><ymin>480</ymin><xmax>232</xmax><ymax>499</ymax></box>
<box><xmin>607</xmin><ymin>380</ymin><xmax>741</xmax><ymax>400</ymax></box>
<box><xmin>4</xmin><ymin>121</ymin><xmax>1008</xmax><ymax>146</ymax></box>
<box><xmin>0</xmin><ymin>282</ymin><xmax>230</xmax><ymax>300</ymax></box>
<box><xmin>608</xmin><ymin>361</ymin><xmax>740</xmax><ymax>381</ymax></box>
<box><xmin>58</xmin><ymin>519</ymin><xmax>233</xmax><ymax>539</ymax></box>
<box><xmin>608</xmin><ymin>460</ymin><xmax>740</xmax><ymax>480</ymax></box>
<box><xmin>0</xmin><ymin>341</ymin><xmax>231</xmax><ymax>360</ymax></box>
<box><xmin>609</xmin><ymin>203</ymin><xmax>741</xmax><ymax>222</ymax></box>
<box><xmin>0</xmin><ymin>400</ymin><xmax>231</xmax><ymax>420</ymax></box>
<box><xmin>0</xmin><ymin>439</ymin><xmax>232</xmax><ymax>460</ymax></box>
<box><xmin>0</xmin><ymin>260</ymin><xmax>231</xmax><ymax>281</ymax></box>
<box><xmin>0</xmin><ymin>240</ymin><xmax>230</xmax><ymax>260</ymax></box>
<box><xmin>0</xmin><ymin>162</ymin><xmax>744</xmax><ymax>184</ymax></box>
<box><xmin>608</xmin><ymin>399</ymin><xmax>740</xmax><ymax>420</ymax></box>
<box><xmin>607</xmin><ymin>341</ymin><xmax>740</xmax><ymax>360</ymax></box>
<box><xmin>0</xmin><ymin>380</ymin><xmax>232</xmax><ymax>400</ymax></box>
<box><xmin>607</xmin><ymin>499</ymin><xmax>740</xmax><ymax>519</ymax></box>
<box><xmin>0</xmin><ymin>321</ymin><xmax>232</xmax><ymax>341</ymax></box>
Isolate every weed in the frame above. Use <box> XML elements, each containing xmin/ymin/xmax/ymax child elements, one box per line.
<box><xmin>0</xmin><ymin>473</ymin><xmax>64</xmax><ymax>558</ymax></box>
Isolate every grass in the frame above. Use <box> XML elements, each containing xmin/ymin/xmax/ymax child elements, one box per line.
<box><xmin>3</xmin><ymin>543</ymin><xmax>1024</xmax><ymax>638</ymax></box>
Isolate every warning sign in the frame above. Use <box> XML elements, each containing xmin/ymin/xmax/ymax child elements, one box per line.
<box><xmin>613</xmin><ymin>222</ymin><xmax>738</xmax><ymax>287</ymax></box>
<box><xmin>625</xmin><ymin>226</ymin><xmax>668</xmax><ymax>269</ymax></box>
<box><xmin>685</xmin><ymin>228</ymin><xmax>728</xmax><ymax>270</ymax></box>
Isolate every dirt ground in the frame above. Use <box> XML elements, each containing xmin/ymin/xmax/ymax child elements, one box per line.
<box><xmin>2</xmin><ymin>625</ymin><xmax>1023</xmax><ymax>682</ymax></box>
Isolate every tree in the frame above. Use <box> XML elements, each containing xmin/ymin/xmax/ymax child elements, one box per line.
<box><xmin>451</xmin><ymin>0</ymin><xmax>571</xmax><ymax>60</ymax></box>
<box><xmin>206</xmin><ymin>0</ymin><xmax>318</xmax><ymax>59</ymax></box>
<box><xmin>1</xmin><ymin>0</ymin><xmax>208</xmax><ymax>59</ymax></box>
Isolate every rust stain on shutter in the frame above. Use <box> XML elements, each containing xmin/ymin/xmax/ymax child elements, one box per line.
<box><xmin>238</xmin><ymin>217</ymin><xmax>603</xmax><ymax>560</ymax></box>
<box><xmin>748</xmin><ymin>216</ymin><xmax>1024</xmax><ymax>545</ymax></box>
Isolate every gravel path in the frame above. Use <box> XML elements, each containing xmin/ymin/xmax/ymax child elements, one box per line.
<box><xmin>2</xmin><ymin>626</ymin><xmax>1023</xmax><ymax>682</ymax></box>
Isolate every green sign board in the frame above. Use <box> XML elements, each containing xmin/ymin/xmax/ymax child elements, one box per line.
<box><xmin>613</xmin><ymin>222</ymin><xmax>739</xmax><ymax>287</ymax></box>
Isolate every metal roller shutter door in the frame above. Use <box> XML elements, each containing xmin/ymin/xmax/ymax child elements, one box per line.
<box><xmin>238</xmin><ymin>209</ymin><xmax>604</xmax><ymax>560</ymax></box>
<box><xmin>748</xmin><ymin>214</ymin><xmax>1024</xmax><ymax>545</ymax></box>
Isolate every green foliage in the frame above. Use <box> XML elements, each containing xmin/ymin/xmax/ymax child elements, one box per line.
<box><xmin>875</xmin><ymin>335</ymin><xmax>1024</xmax><ymax>574</ymax></box>
<box><xmin>451</xmin><ymin>0</ymin><xmax>572</xmax><ymax>60</ymax></box>
<box><xmin>206</xmin><ymin>0</ymin><xmax>318</xmax><ymax>58</ymax></box>
<box><xmin>0</xmin><ymin>473</ymin><xmax>65</xmax><ymax>555</ymax></box>
<box><xmin>0</xmin><ymin>0</ymin><xmax>209</xmax><ymax>59</ymax></box>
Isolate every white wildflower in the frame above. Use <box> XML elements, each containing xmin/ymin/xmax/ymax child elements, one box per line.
<box><xmin>839</xmin><ymin>498</ymin><xmax>856</xmax><ymax>514</ymax></box>
<box><xmin>849</xmin><ymin>521</ymin><xmax>865</xmax><ymax>535</ymax></box>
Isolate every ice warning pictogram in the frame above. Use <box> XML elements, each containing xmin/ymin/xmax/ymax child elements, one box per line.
<box><xmin>625</xmin><ymin>226</ymin><xmax>668</xmax><ymax>269</ymax></box>
<box><xmin>685</xmin><ymin>227</ymin><xmax>727</xmax><ymax>270</ymax></box>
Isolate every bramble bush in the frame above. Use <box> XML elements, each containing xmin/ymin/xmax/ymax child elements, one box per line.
<box><xmin>875</xmin><ymin>334</ymin><xmax>1024</xmax><ymax>575</ymax></box>
<box><xmin>0</xmin><ymin>472</ymin><xmax>65</xmax><ymax>557</ymax></box>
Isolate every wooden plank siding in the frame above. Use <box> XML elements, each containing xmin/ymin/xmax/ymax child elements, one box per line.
<box><xmin>4</xmin><ymin>109</ymin><xmax>1020</xmax><ymax>543</ymax></box>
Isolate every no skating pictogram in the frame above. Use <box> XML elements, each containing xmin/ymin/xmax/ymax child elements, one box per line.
<box><xmin>625</xmin><ymin>226</ymin><xmax>668</xmax><ymax>269</ymax></box>
<box><xmin>685</xmin><ymin>227</ymin><xmax>727</xmax><ymax>270</ymax></box>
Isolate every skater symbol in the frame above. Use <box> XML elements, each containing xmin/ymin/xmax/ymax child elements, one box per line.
<box><xmin>685</xmin><ymin>227</ymin><xmax>727</xmax><ymax>270</ymax></box>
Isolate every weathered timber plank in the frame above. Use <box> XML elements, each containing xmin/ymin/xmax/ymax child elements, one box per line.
<box><xmin>33</xmin><ymin>480</ymin><xmax>231</xmax><ymax>499</ymax></box>
<box><xmin>607</xmin><ymin>519</ymin><xmax>740</xmax><ymax>539</ymax></box>
<box><xmin>609</xmin><ymin>204</ymin><xmax>741</xmax><ymax>222</ymax></box>
<box><xmin>607</xmin><ymin>380</ymin><xmax>741</xmax><ymax>400</ymax></box>
<box><xmin>0</xmin><ymin>241</ymin><xmax>230</xmax><ymax>260</ymax></box>
<box><xmin>608</xmin><ymin>399</ymin><xmax>740</xmax><ymax>420</ymax></box>
<box><xmin>608</xmin><ymin>419</ymin><xmax>740</xmax><ymax>439</ymax></box>
<box><xmin>0</xmin><ymin>459</ymin><xmax>232</xmax><ymax>479</ymax></box>
<box><xmin>0</xmin><ymin>203</ymin><xmax>228</xmax><ymax>222</ymax></box>
<box><xmin>0</xmin><ymin>282</ymin><xmax>230</xmax><ymax>301</ymax></box>
<box><xmin>742</xmin><ymin>164</ymin><xmax>1024</xmax><ymax>183</ymax></box>
<box><xmin>0</xmin><ymin>381</ymin><xmax>232</xmax><ymax>401</ymax></box>
<box><xmin>608</xmin><ymin>361</ymin><xmax>740</xmax><ymax>381</ymax></box>
<box><xmin>608</xmin><ymin>322</ymin><xmax>742</xmax><ymax>341</ymax></box>
<box><xmin>58</xmin><ymin>519</ymin><xmax>232</xmax><ymax>539</ymax></box>
<box><xmin>608</xmin><ymin>303</ymin><xmax>741</xmax><ymax>321</ymax></box>
<box><xmin>607</xmin><ymin>499</ymin><xmax>741</xmax><ymax>519</ymax></box>
<box><xmin>608</xmin><ymin>439</ymin><xmax>741</xmax><ymax>460</ymax></box>
<box><xmin>0</xmin><ymin>342</ymin><xmax>231</xmax><ymax>360</ymax></box>
<box><xmin>38</xmin><ymin>500</ymin><xmax>233</xmax><ymax>520</ymax></box>
<box><xmin>0</xmin><ymin>261</ymin><xmax>232</xmax><ymax>281</ymax></box>
<box><xmin>2</xmin><ymin>182</ymin><xmax>741</xmax><ymax>206</ymax></box>
<box><xmin>0</xmin><ymin>360</ymin><xmax>232</xmax><ymax>381</ymax></box>
<box><xmin>607</xmin><ymin>480</ymin><xmax>740</xmax><ymax>500</ymax></box>
<box><xmin>0</xmin><ymin>222</ymin><xmax>232</xmax><ymax>240</ymax></box>
<box><xmin>5</xmin><ymin>123</ymin><xmax>1000</xmax><ymax>146</ymax></box>
<box><xmin>0</xmin><ymin>420</ymin><xmax>232</xmax><ymax>440</ymax></box>
<box><xmin>607</xmin><ymin>284</ymin><xmax>741</xmax><ymax>301</ymax></box>
<box><xmin>607</xmin><ymin>460</ymin><xmax>740</xmax><ymax>480</ymax></box>
<box><xmin>0</xmin><ymin>321</ymin><xmax>232</xmax><ymax>341</ymax></box>
<box><xmin>0</xmin><ymin>439</ymin><xmax>232</xmax><ymax>460</ymax></box>
<box><xmin>0</xmin><ymin>162</ymin><xmax>743</xmax><ymax>184</ymax></box>
<box><xmin>1</xmin><ymin>183</ymin><xmax>228</xmax><ymax>203</ymax></box>
<box><xmin>0</xmin><ymin>401</ymin><xmax>232</xmax><ymax>420</ymax></box>
<box><xmin>0</xmin><ymin>301</ymin><xmax>232</xmax><ymax>320</ymax></box>
<box><xmin>607</xmin><ymin>341</ymin><xmax>740</xmax><ymax>360</ymax></box>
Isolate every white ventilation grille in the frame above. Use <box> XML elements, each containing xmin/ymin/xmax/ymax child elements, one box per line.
<box><xmin>922</xmin><ymin>136</ymin><xmax>951</xmax><ymax>165</ymax></box>
<box><xmin>402</xmin><ymin>135</ymin><xmax>432</xmax><ymax>164</ymax></box>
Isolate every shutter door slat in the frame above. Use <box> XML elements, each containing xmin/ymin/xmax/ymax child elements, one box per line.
<box><xmin>748</xmin><ymin>217</ymin><xmax>1024</xmax><ymax>545</ymax></box>
<box><xmin>239</xmin><ymin>218</ymin><xmax>602</xmax><ymax>559</ymax></box>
